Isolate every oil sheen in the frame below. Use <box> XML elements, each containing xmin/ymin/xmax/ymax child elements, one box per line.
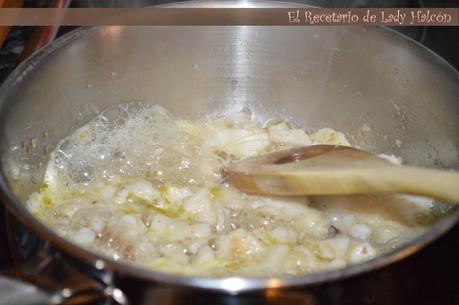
<box><xmin>26</xmin><ymin>103</ymin><xmax>437</xmax><ymax>276</ymax></box>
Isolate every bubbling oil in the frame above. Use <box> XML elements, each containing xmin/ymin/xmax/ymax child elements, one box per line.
<box><xmin>52</xmin><ymin>103</ymin><xmax>219</xmax><ymax>188</ymax></box>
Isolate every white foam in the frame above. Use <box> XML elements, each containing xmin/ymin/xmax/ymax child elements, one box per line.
<box><xmin>48</xmin><ymin>103</ymin><xmax>214</xmax><ymax>188</ymax></box>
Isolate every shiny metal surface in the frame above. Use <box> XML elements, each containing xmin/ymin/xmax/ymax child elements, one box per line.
<box><xmin>0</xmin><ymin>0</ymin><xmax>458</xmax><ymax>303</ymax></box>
<box><xmin>0</xmin><ymin>277</ymin><xmax>51</xmax><ymax>305</ymax></box>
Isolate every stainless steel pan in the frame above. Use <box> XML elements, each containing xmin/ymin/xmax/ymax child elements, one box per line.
<box><xmin>0</xmin><ymin>1</ymin><xmax>458</xmax><ymax>304</ymax></box>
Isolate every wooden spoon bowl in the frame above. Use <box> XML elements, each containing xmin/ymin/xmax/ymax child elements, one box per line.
<box><xmin>227</xmin><ymin>145</ymin><xmax>459</xmax><ymax>203</ymax></box>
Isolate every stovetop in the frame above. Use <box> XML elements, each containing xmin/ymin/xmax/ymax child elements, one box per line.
<box><xmin>0</xmin><ymin>1</ymin><xmax>458</xmax><ymax>304</ymax></box>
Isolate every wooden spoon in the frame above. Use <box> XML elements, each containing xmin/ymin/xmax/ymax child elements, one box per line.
<box><xmin>227</xmin><ymin>145</ymin><xmax>459</xmax><ymax>202</ymax></box>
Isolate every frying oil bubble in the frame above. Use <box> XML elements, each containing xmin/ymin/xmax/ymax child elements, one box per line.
<box><xmin>68</xmin><ymin>162</ymin><xmax>94</xmax><ymax>183</ymax></box>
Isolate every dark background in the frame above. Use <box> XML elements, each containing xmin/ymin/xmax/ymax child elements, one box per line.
<box><xmin>0</xmin><ymin>0</ymin><xmax>458</xmax><ymax>304</ymax></box>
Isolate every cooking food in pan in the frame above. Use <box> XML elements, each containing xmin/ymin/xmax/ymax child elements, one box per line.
<box><xmin>26</xmin><ymin>103</ymin><xmax>444</xmax><ymax>276</ymax></box>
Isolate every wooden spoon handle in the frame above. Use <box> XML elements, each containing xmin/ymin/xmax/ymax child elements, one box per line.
<box><xmin>228</xmin><ymin>166</ymin><xmax>459</xmax><ymax>203</ymax></box>
<box><xmin>370</xmin><ymin>167</ymin><xmax>459</xmax><ymax>202</ymax></box>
